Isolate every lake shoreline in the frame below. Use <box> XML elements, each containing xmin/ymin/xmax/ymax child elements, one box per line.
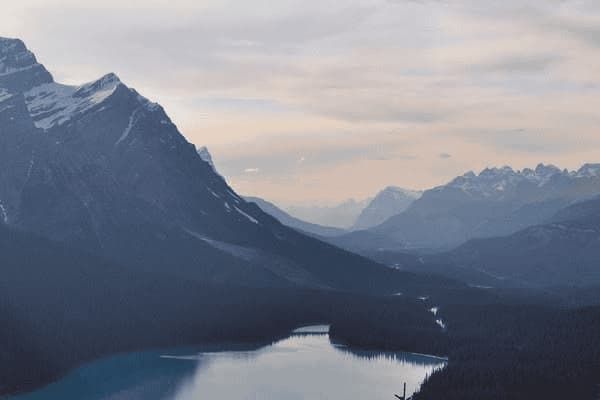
<box><xmin>7</xmin><ymin>327</ymin><xmax>446</xmax><ymax>400</ymax></box>
<box><xmin>4</xmin><ymin>324</ymin><xmax>446</xmax><ymax>399</ymax></box>
<box><xmin>1</xmin><ymin>335</ymin><xmax>289</xmax><ymax>398</ymax></box>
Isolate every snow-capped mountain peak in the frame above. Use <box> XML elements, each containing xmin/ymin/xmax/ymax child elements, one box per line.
<box><xmin>24</xmin><ymin>74</ymin><xmax>123</xmax><ymax>130</ymax></box>
<box><xmin>576</xmin><ymin>163</ymin><xmax>600</xmax><ymax>178</ymax></box>
<box><xmin>352</xmin><ymin>186</ymin><xmax>422</xmax><ymax>230</ymax></box>
<box><xmin>73</xmin><ymin>72</ymin><xmax>121</xmax><ymax>98</ymax></box>
<box><xmin>445</xmin><ymin>164</ymin><xmax>570</xmax><ymax>198</ymax></box>
<box><xmin>442</xmin><ymin>163</ymin><xmax>600</xmax><ymax>199</ymax></box>
<box><xmin>0</xmin><ymin>37</ymin><xmax>164</xmax><ymax>133</ymax></box>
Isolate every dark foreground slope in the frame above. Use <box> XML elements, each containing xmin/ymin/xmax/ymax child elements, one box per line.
<box><xmin>0</xmin><ymin>224</ymin><xmax>448</xmax><ymax>395</ymax></box>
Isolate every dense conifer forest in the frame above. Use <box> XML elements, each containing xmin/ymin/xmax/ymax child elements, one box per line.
<box><xmin>330</xmin><ymin>285</ymin><xmax>600</xmax><ymax>400</ymax></box>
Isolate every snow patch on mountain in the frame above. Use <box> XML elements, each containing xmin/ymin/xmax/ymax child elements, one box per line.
<box><xmin>0</xmin><ymin>103</ymin><xmax>14</xmax><ymax>113</ymax></box>
<box><xmin>0</xmin><ymin>88</ymin><xmax>11</xmax><ymax>102</ymax></box>
<box><xmin>442</xmin><ymin>163</ymin><xmax>591</xmax><ymax>198</ymax></box>
<box><xmin>576</xmin><ymin>163</ymin><xmax>600</xmax><ymax>178</ymax></box>
<box><xmin>234</xmin><ymin>206</ymin><xmax>259</xmax><ymax>224</ymax></box>
<box><xmin>26</xmin><ymin>152</ymin><xmax>35</xmax><ymax>180</ymax></box>
<box><xmin>197</xmin><ymin>146</ymin><xmax>215</xmax><ymax>168</ymax></box>
<box><xmin>116</xmin><ymin>108</ymin><xmax>142</xmax><ymax>146</ymax></box>
<box><xmin>0</xmin><ymin>200</ymin><xmax>8</xmax><ymax>223</ymax></box>
<box><xmin>24</xmin><ymin>73</ymin><xmax>122</xmax><ymax>130</ymax></box>
<box><xmin>208</xmin><ymin>188</ymin><xmax>221</xmax><ymax>199</ymax></box>
<box><xmin>183</xmin><ymin>229</ymin><xmax>259</xmax><ymax>261</ymax></box>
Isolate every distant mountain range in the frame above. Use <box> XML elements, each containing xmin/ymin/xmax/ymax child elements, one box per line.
<box><xmin>245</xmin><ymin>196</ymin><xmax>346</xmax><ymax>237</ymax></box>
<box><xmin>285</xmin><ymin>198</ymin><xmax>371</xmax><ymax>229</ymax></box>
<box><xmin>353</xmin><ymin>187</ymin><xmax>422</xmax><ymax>230</ymax></box>
<box><xmin>195</xmin><ymin>148</ymin><xmax>422</xmax><ymax>235</ymax></box>
<box><xmin>245</xmin><ymin>187</ymin><xmax>421</xmax><ymax>237</ymax></box>
<box><xmin>410</xmin><ymin>195</ymin><xmax>600</xmax><ymax>288</ymax></box>
<box><xmin>244</xmin><ymin>186</ymin><xmax>421</xmax><ymax>234</ymax></box>
<box><xmin>330</xmin><ymin>163</ymin><xmax>600</xmax><ymax>253</ymax></box>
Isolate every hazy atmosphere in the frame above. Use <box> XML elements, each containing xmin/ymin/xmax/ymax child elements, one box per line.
<box><xmin>3</xmin><ymin>2</ymin><xmax>600</xmax><ymax>399</ymax></box>
<box><xmin>3</xmin><ymin>0</ymin><xmax>600</xmax><ymax>204</ymax></box>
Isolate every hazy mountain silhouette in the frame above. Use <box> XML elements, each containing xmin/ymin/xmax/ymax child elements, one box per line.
<box><xmin>353</xmin><ymin>187</ymin><xmax>422</xmax><ymax>230</ymax></box>
<box><xmin>245</xmin><ymin>196</ymin><xmax>346</xmax><ymax>237</ymax></box>
<box><xmin>285</xmin><ymin>198</ymin><xmax>371</xmax><ymax>229</ymax></box>
<box><xmin>428</xmin><ymin>195</ymin><xmax>600</xmax><ymax>287</ymax></box>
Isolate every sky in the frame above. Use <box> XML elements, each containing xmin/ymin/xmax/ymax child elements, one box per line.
<box><xmin>2</xmin><ymin>0</ymin><xmax>600</xmax><ymax>205</ymax></box>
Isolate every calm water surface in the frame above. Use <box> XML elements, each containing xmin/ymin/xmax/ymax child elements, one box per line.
<box><xmin>10</xmin><ymin>326</ymin><xmax>446</xmax><ymax>400</ymax></box>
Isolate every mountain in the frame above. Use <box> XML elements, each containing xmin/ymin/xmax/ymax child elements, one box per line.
<box><xmin>420</xmin><ymin>195</ymin><xmax>600</xmax><ymax>288</ymax></box>
<box><xmin>0</xmin><ymin>36</ymin><xmax>466</xmax><ymax>394</ymax></box>
<box><xmin>353</xmin><ymin>187</ymin><xmax>422</xmax><ymax>230</ymax></box>
<box><xmin>245</xmin><ymin>196</ymin><xmax>346</xmax><ymax>237</ymax></box>
<box><xmin>196</xmin><ymin>145</ymin><xmax>216</xmax><ymax>170</ymax></box>
<box><xmin>191</xmin><ymin>147</ymin><xmax>346</xmax><ymax>237</ymax></box>
<box><xmin>0</xmin><ymin>36</ymin><xmax>444</xmax><ymax>295</ymax></box>
<box><xmin>285</xmin><ymin>198</ymin><xmax>371</xmax><ymax>229</ymax></box>
<box><xmin>332</xmin><ymin>164</ymin><xmax>600</xmax><ymax>253</ymax></box>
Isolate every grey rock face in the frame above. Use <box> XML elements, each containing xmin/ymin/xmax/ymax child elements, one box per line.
<box><xmin>0</xmin><ymin>38</ymin><xmax>53</xmax><ymax>92</ymax></box>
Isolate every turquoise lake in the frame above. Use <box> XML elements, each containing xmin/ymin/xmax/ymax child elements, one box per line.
<box><xmin>9</xmin><ymin>326</ymin><xmax>446</xmax><ymax>400</ymax></box>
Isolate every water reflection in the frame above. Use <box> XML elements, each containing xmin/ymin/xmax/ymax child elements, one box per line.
<box><xmin>10</xmin><ymin>330</ymin><xmax>445</xmax><ymax>400</ymax></box>
<box><xmin>172</xmin><ymin>333</ymin><xmax>445</xmax><ymax>400</ymax></box>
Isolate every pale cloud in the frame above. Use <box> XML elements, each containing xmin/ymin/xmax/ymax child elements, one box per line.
<box><xmin>1</xmin><ymin>0</ymin><xmax>600</xmax><ymax>203</ymax></box>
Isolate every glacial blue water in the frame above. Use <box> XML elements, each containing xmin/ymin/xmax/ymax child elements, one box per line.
<box><xmin>10</xmin><ymin>326</ymin><xmax>445</xmax><ymax>400</ymax></box>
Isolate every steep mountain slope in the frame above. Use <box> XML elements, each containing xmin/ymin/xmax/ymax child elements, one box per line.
<box><xmin>333</xmin><ymin>164</ymin><xmax>600</xmax><ymax>253</ymax></box>
<box><xmin>245</xmin><ymin>196</ymin><xmax>346</xmax><ymax>237</ymax></box>
<box><xmin>191</xmin><ymin>146</ymin><xmax>346</xmax><ymax>237</ymax></box>
<box><xmin>414</xmin><ymin>196</ymin><xmax>600</xmax><ymax>288</ymax></box>
<box><xmin>0</xmin><ymin>37</ymin><xmax>442</xmax><ymax>294</ymax></box>
<box><xmin>353</xmin><ymin>187</ymin><xmax>421</xmax><ymax>230</ymax></box>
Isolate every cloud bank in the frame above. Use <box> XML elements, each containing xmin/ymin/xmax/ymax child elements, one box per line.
<box><xmin>3</xmin><ymin>0</ymin><xmax>600</xmax><ymax>203</ymax></box>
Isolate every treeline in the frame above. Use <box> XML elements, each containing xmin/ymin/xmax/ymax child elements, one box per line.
<box><xmin>329</xmin><ymin>297</ymin><xmax>449</xmax><ymax>356</ymax></box>
<box><xmin>4</xmin><ymin>220</ymin><xmax>600</xmax><ymax>399</ymax></box>
<box><xmin>413</xmin><ymin>304</ymin><xmax>600</xmax><ymax>400</ymax></box>
<box><xmin>0</xmin><ymin>222</ymin><xmax>444</xmax><ymax>396</ymax></box>
<box><xmin>326</xmin><ymin>282</ymin><xmax>600</xmax><ymax>400</ymax></box>
<box><xmin>0</xmin><ymin>221</ymin><xmax>452</xmax><ymax>395</ymax></box>
<box><xmin>1</xmin><ymin>278</ymin><xmax>440</xmax><ymax>396</ymax></box>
